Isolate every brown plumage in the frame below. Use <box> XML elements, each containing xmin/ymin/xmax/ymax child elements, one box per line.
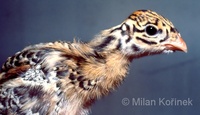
<box><xmin>0</xmin><ymin>10</ymin><xmax>187</xmax><ymax>115</ymax></box>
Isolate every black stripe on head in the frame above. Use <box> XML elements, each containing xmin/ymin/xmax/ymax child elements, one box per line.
<box><xmin>136</xmin><ymin>19</ymin><xmax>141</xmax><ymax>27</ymax></box>
<box><xmin>162</xmin><ymin>23</ymin><xmax>166</xmax><ymax>27</ymax></box>
<box><xmin>125</xmin><ymin>37</ymin><xmax>131</xmax><ymax>43</ymax></box>
<box><xmin>95</xmin><ymin>36</ymin><xmax>116</xmax><ymax>49</ymax></box>
<box><xmin>128</xmin><ymin>14</ymin><xmax>137</xmax><ymax>20</ymax></box>
<box><xmin>136</xmin><ymin>37</ymin><xmax>157</xmax><ymax>45</ymax></box>
<box><xmin>170</xmin><ymin>27</ymin><xmax>179</xmax><ymax>33</ymax></box>
<box><xmin>138</xmin><ymin>9</ymin><xmax>148</xmax><ymax>12</ymax></box>
<box><xmin>133</xmin><ymin>25</ymin><xmax>145</xmax><ymax>33</ymax></box>
<box><xmin>116</xmin><ymin>39</ymin><xmax>122</xmax><ymax>50</ymax></box>
<box><xmin>160</xmin><ymin>30</ymin><xmax>169</xmax><ymax>43</ymax></box>
<box><xmin>137</xmin><ymin>17</ymin><xmax>142</xmax><ymax>22</ymax></box>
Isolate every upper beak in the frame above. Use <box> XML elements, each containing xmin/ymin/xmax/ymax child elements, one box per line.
<box><xmin>163</xmin><ymin>36</ymin><xmax>187</xmax><ymax>53</ymax></box>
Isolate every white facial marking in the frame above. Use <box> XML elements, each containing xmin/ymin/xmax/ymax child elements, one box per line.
<box><xmin>163</xmin><ymin>50</ymin><xmax>174</xmax><ymax>54</ymax></box>
<box><xmin>120</xmin><ymin>35</ymin><xmax>135</xmax><ymax>55</ymax></box>
<box><xmin>122</xmin><ymin>24</ymin><xmax>127</xmax><ymax>31</ymax></box>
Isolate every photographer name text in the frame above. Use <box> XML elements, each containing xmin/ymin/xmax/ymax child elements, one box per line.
<box><xmin>122</xmin><ymin>98</ymin><xmax>193</xmax><ymax>106</ymax></box>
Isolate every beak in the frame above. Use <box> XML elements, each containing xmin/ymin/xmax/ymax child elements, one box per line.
<box><xmin>163</xmin><ymin>36</ymin><xmax>187</xmax><ymax>53</ymax></box>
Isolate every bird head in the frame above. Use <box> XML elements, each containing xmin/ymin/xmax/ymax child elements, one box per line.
<box><xmin>118</xmin><ymin>10</ymin><xmax>187</xmax><ymax>58</ymax></box>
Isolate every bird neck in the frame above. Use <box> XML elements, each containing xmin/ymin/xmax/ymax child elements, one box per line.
<box><xmin>88</xmin><ymin>22</ymin><xmax>142</xmax><ymax>60</ymax></box>
<box><xmin>89</xmin><ymin>25</ymin><xmax>123</xmax><ymax>52</ymax></box>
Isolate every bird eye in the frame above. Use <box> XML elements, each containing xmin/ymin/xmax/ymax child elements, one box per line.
<box><xmin>145</xmin><ymin>25</ymin><xmax>158</xmax><ymax>36</ymax></box>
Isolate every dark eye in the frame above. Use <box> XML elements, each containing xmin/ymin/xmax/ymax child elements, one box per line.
<box><xmin>145</xmin><ymin>25</ymin><xmax>158</xmax><ymax>36</ymax></box>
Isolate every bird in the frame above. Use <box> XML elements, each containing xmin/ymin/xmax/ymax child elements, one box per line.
<box><xmin>0</xmin><ymin>9</ymin><xmax>187</xmax><ymax>115</ymax></box>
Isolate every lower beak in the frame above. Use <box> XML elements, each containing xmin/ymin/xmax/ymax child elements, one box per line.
<box><xmin>163</xmin><ymin>37</ymin><xmax>187</xmax><ymax>53</ymax></box>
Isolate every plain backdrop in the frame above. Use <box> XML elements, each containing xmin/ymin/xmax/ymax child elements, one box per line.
<box><xmin>0</xmin><ymin>0</ymin><xmax>199</xmax><ymax>115</ymax></box>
